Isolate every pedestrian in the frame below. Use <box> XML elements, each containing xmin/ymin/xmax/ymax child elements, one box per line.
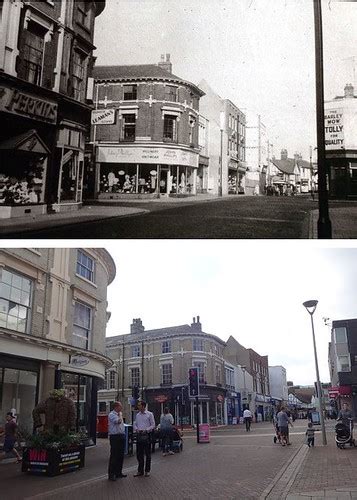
<box><xmin>305</xmin><ymin>422</ymin><xmax>315</xmax><ymax>447</ymax></box>
<box><xmin>133</xmin><ymin>401</ymin><xmax>156</xmax><ymax>477</ymax></box>
<box><xmin>243</xmin><ymin>408</ymin><xmax>252</xmax><ymax>432</ymax></box>
<box><xmin>160</xmin><ymin>407</ymin><xmax>175</xmax><ymax>456</ymax></box>
<box><xmin>107</xmin><ymin>401</ymin><xmax>127</xmax><ymax>481</ymax></box>
<box><xmin>0</xmin><ymin>412</ymin><xmax>22</xmax><ymax>463</ymax></box>
<box><xmin>337</xmin><ymin>402</ymin><xmax>353</xmax><ymax>427</ymax></box>
<box><xmin>276</xmin><ymin>407</ymin><xmax>293</xmax><ymax>446</ymax></box>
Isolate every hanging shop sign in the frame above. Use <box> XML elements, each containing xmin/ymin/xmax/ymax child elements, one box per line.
<box><xmin>97</xmin><ymin>146</ymin><xmax>198</xmax><ymax>167</ymax></box>
<box><xmin>325</xmin><ymin>108</ymin><xmax>344</xmax><ymax>149</ymax></box>
<box><xmin>0</xmin><ymin>86</ymin><xmax>57</xmax><ymax>124</ymax></box>
<box><xmin>91</xmin><ymin>108</ymin><xmax>116</xmax><ymax>125</ymax></box>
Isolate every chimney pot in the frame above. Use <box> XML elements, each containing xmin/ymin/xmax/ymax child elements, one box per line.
<box><xmin>344</xmin><ymin>83</ymin><xmax>354</xmax><ymax>98</ymax></box>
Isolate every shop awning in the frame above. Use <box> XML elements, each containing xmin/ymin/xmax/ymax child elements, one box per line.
<box><xmin>0</xmin><ymin>129</ymin><xmax>50</xmax><ymax>154</ymax></box>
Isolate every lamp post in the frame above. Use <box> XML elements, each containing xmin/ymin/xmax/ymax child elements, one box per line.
<box><xmin>241</xmin><ymin>366</ymin><xmax>247</xmax><ymax>411</ymax></box>
<box><xmin>302</xmin><ymin>299</ymin><xmax>327</xmax><ymax>445</ymax></box>
<box><xmin>313</xmin><ymin>0</ymin><xmax>332</xmax><ymax>238</ymax></box>
<box><xmin>219</xmin><ymin>111</ymin><xmax>225</xmax><ymax>197</ymax></box>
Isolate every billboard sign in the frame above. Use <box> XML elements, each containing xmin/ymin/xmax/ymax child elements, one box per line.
<box><xmin>325</xmin><ymin>108</ymin><xmax>344</xmax><ymax>149</ymax></box>
<box><xmin>91</xmin><ymin>108</ymin><xmax>116</xmax><ymax>125</ymax></box>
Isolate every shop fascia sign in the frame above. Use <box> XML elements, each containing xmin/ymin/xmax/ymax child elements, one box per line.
<box><xmin>91</xmin><ymin>108</ymin><xmax>116</xmax><ymax>125</ymax></box>
<box><xmin>325</xmin><ymin>108</ymin><xmax>344</xmax><ymax>149</ymax></box>
<box><xmin>154</xmin><ymin>395</ymin><xmax>168</xmax><ymax>403</ymax></box>
<box><xmin>69</xmin><ymin>354</ymin><xmax>90</xmax><ymax>367</ymax></box>
<box><xmin>0</xmin><ymin>85</ymin><xmax>57</xmax><ymax>124</ymax></box>
<box><xmin>97</xmin><ymin>145</ymin><xmax>198</xmax><ymax>167</ymax></box>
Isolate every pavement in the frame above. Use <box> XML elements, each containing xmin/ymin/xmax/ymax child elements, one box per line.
<box><xmin>309</xmin><ymin>206</ymin><xmax>357</xmax><ymax>239</ymax></box>
<box><xmin>1</xmin><ymin>421</ymin><xmax>357</xmax><ymax>499</ymax></box>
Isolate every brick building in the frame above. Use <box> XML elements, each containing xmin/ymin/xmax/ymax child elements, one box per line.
<box><xmin>0</xmin><ymin>248</ymin><xmax>115</xmax><ymax>443</ymax></box>
<box><xmin>87</xmin><ymin>55</ymin><xmax>204</xmax><ymax>200</ymax></box>
<box><xmin>0</xmin><ymin>0</ymin><xmax>105</xmax><ymax>218</ymax></box>
<box><xmin>99</xmin><ymin>316</ymin><xmax>227</xmax><ymax>426</ymax></box>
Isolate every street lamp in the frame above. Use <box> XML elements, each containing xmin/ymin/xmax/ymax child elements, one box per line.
<box><xmin>241</xmin><ymin>366</ymin><xmax>247</xmax><ymax>410</ymax></box>
<box><xmin>219</xmin><ymin>111</ymin><xmax>225</xmax><ymax>197</ymax></box>
<box><xmin>302</xmin><ymin>299</ymin><xmax>327</xmax><ymax>445</ymax></box>
<box><xmin>313</xmin><ymin>0</ymin><xmax>332</xmax><ymax>238</ymax></box>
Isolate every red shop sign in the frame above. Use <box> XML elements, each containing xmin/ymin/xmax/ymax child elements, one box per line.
<box><xmin>155</xmin><ymin>395</ymin><xmax>168</xmax><ymax>403</ymax></box>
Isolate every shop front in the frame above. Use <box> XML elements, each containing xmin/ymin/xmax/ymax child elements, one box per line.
<box><xmin>94</xmin><ymin>145</ymin><xmax>199</xmax><ymax>199</ymax></box>
<box><xmin>226</xmin><ymin>391</ymin><xmax>240</xmax><ymax>424</ymax></box>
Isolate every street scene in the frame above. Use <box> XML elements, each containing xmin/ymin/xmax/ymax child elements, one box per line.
<box><xmin>0</xmin><ymin>1</ymin><xmax>356</xmax><ymax>238</ymax></box>
<box><xmin>1</xmin><ymin>246</ymin><xmax>357</xmax><ymax>499</ymax></box>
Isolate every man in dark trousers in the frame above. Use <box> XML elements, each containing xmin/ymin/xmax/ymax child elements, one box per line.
<box><xmin>133</xmin><ymin>401</ymin><xmax>156</xmax><ymax>477</ymax></box>
<box><xmin>107</xmin><ymin>401</ymin><xmax>127</xmax><ymax>481</ymax></box>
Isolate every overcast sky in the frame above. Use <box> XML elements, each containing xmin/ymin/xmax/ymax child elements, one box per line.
<box><xmin>90</xmin><ymin>240</ymin><xmax>357</xmax><ymax>387</ymax></box>
<box><xmin>93</xmin><ymin>0</ymin><xmax>357</xmax><ymax>161</ymax></box>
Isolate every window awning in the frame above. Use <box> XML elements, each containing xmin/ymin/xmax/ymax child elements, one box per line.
<box><xmin>0</xmin><ymin>129</ymin><xmax>50</xmax><ymax>154</ymax></box>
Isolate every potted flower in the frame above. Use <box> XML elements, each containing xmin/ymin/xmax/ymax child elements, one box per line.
<box><xmin>22</xmin><ymin>390</ymin><xmax>85</xmax><ymax>476</ymax></box>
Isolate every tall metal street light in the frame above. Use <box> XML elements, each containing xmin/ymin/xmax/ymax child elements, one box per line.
<box><xmin>313</xmin><ymin>0</ymin><xmax>332</xmax><ymax>238</ymax></box>
<box><xmin>302</xmin><ymin>299</ymin><xmax>327</xmax><ymax>445</ymax></box>
<box><xmin>219</xmin><ymin>111</ymin><xmax>225</xmax><ymax>197</ymax></box>
<box><xmin>241</xmin><ymin>366</ymin><xmax>247</xmax><ymax>410</ymax></box>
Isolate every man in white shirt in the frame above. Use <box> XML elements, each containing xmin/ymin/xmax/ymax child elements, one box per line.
<box><xmin>133</xmin><ymin>401</ymin><xmax>156</xmax><ymax>477</ymax></box>
<box><xmin>243</xmin><ymin>408</ymin><xmax>253</xmax><ymax>432</ymax></box>
<box><xmin>107</xmin><ymin>401</ymin><xmax>127</xmax><ymax>481</ymax></box>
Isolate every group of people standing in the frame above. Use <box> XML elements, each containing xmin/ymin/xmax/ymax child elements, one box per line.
<box><xmin>107</xmin><ymin>401</ymin><xmax>181</xmax><ymax>481</ymax></box>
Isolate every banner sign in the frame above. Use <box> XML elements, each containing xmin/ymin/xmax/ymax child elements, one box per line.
<box><xmin>91</xmin><ymin>108</ymin><xmax>116</xmax><ymax>125</ymax></box>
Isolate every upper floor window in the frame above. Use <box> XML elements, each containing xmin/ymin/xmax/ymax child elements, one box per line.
<box><xmin>334</xmin><ymin>327</ymin><xmax>347</xmax><ymax>343</ymax></box>
<box><xmin>215</xmin><ymin>365</ymin><xmax>221</xmax><ymax>384</ymax></box>
<box><xmin>23</xmin><ymin>21</ymin><xmax>47</xmax><ymax>86</ymax></box>
<box><xmin>338</xmin><ymin>355</ymin><xmax>350</xmax><ymax>372</ymax></box>
<box><xmin>161</xmin><ymin>363</ymin><xmax>172</xmax><ymax>385</ymax></box>
<box><xmin>72</xmin><ymin>50</ymin><xmax>87</xmax><ymax>102</ymax></box>
<box><xmin>122</xmin><ymin>114</ymin><xmax>136</xmax><ymax>141</ymax></box>
<box><xmin>162</xmin><ymin>340</ymin><xmax>171</xmax><ymax>354</ymax></box>
<box><xmin>76</xmin><ymin>250</ymin><xmax>95</xmax><ymax>282</ymax></box>
<box><xmin>192</xmin><ymin>338</ymin><xmax>203</xmax><ymax>352</ymax></box>
<box><xmin>0</xmin><ymin>268</ymin><xmax>32</xmax><ymax>333</ymax></box>
<box><xmin>163</xmin><ymin>115</ymin><xmax>177</xmax><ymax>142</ymax></box>
<box><xmin>109</xmin><ymin>370</ymin><xmax>116</xmax><ymax>389</ymax></box>
<box><xmin>73</xmin><ymin>301</ymin><xmax>92</xmax><ymax>349</ymax></box>
<box><xmin>193</xmin><ymin>361</ymin><xmax>205</xmax><ymax>383</ymax></box>
<box><xmin>123</xmin><ymin>85</ymin><xmax>137</xmax><ymax>101</ymax></box>
<box><xmin>76</xmin><ymin>1</ymin><xmax>91</xmax><ymax>29</ymax></box>
<box><xmin>164</xmin><ymin>85</ymin><xmax>177</xmax><ymax>102</ymax></box>
<box><xmin>132</xmin><ymin>345</ymin><xmax>140</xmax><ymax>357</ymax></box>
<box><xmin>131</xmin><ymin>367</ymin><xmax>140</xmax><ymax>387</ymax></box>
<box><xmin>189</xmin><ymin>116</ymin><xmax>196</xmax><ymax>144</ymax></box>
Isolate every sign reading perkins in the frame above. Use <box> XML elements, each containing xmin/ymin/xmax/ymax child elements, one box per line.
<box><xmin>0</xmin><ymin>86</ymin><xmax>57</xmax><ymax>124</ymax></box>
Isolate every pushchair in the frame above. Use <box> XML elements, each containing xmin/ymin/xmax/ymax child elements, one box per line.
<box><xmin>273</xmin><ymin>423</ymin><xmax>281</xmax><ymax>444</ymax></box>
<box><xmin>171</xmin><ymin>427</ymin><xmax>183</xmax><ymax>453</ymax></box>
<box><xmin>335</xmin><ymin>418</ymin><xmax>356</xmax><ymax>449</ymax></box>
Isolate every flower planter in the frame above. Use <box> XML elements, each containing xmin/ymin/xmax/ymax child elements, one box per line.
<box><xmin>22</xmin><ymin>444</ymin><xmax>85</xmax><ymax>476</ymax></box>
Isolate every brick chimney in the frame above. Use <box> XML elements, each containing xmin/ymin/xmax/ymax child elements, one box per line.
<box><xmin>158</xmin><ymin>53</ymin><xmax>172</xmax><ymax>74</ymax></box>
<box><xmin>344</xmin><ymin>83</ymin><xmax>354</xmax><ymax>98</ymax></box>
<box><xmin>280</xmin><ymin>149</ymin><xmax>288</xmax><ymax>160</ymax></box>
<box><xmin>293</xmin><ymin>153</ymin><xmax>302</xmax><ymax>162</ymax></box>
<box><xmin>191</xmin><ymin>315</ymin><xmax>202</xmax><ymax>332</ymax></box>
<box><xmin>130</xmin><ymin>318</ymin><xmax>145</xmax><ymax>334</ymax></box>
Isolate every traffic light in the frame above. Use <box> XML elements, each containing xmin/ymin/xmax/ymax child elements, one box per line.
<box><xmin>188</xmin><ymin>367</ymin><xmax>199</xmax><ymax>397</ymax></box>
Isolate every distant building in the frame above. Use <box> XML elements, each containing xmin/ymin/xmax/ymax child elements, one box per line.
<box><xmin>88</xmin><ymin>55</ymin><xmax>204</xmax><ymax>200</ymax></box>
<box><xmin>198</xmin><ymin>80</ymin><xmax>246</xmax><ymax>195</ymax></box>
<box><xmin>269</xmin><ymin>365</ymin><xmax>288</xmax><ymax>405</ymax></box>
<box><xmin>0</xmin><ymin>0</ymin><xmax>105</xmax><ymax>218</ymax></box>
<box><xmin>325</xmin><ymin>84</ymin><xmax>357</xmax><ymax>198</ymax></box>
<box><xmin>245</xmin><ymin>114</ymin><xmax>269</xmax><ymax>195</ymax></box>
<box><xmin>269</xmin><ymin>149</ymin><xmax>313</xmax><ymax>194</ymax></box>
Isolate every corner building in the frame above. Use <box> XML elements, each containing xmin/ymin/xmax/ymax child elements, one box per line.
<box><xmin>0</xmin><ymin>248</ymin><xmax>115</xmax><ymax>443</ymax></box>
<box><xmin>89</xmin><ymin>55</ymin><xmax>204</xmax><ymax>199</ymax></box>
<box><xmin>0</xmin><ymin>0</ymin><xmax>105</xmax><ymax>218</ymax></box>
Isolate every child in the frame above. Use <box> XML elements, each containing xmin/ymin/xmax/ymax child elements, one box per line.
<box><xmin>305</xmin><ymin>422</ymin><xmax>315</xmax><ymax>447</ymax></box>
<box><xmin>0</xmin><ymin>412</ymin><xmax>22</xmax><ymax>463</ymax></box>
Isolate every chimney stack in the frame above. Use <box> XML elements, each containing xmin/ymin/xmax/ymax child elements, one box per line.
<box><xmin>191</xmin><ymin>315</ymin><xmax>202</xmax><ymax>332</ymax></box>
<box><xmin>280</xmin><ymin>149</ymin><xmax>288</xmax><ymax>160</ymax></box>
<box><xmin>344</xmin><ymin>83</ymin><xmax>354</xmax><ymax>98</ymax></box>
<box><xmin>158</xmin><ymin>53</ymin><xmax>172</xmax><ymax>74</ymax></box>
<box><xmin>130</xmin><ymin>318</ymin><xmax>145</xmax><ymax>334</ymax></box>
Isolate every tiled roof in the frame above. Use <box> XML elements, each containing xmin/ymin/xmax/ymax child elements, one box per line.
<box><xmin>288</xmin><ymin>387</ymin><xmax>315</xmax><ymax>404</ymax></box>
<box><xmin>271</xmin><ymin>159</ymin><xmax>296</xmax><ymax>175</ymax></box>
<box><xmin>297</xmin><ymin>159</ymin><xmax>312</xmax><ymax>169</ymax></box>
<box><xmin>93</xmin><ymin>65</ymin><xmax>204</xmax><ymax>96</ymax></box>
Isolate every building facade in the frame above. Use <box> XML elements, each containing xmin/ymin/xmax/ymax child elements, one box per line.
<box><xmin>328</xmin><ymin>318</ymin><xmax>357</xmax><ymax>417</ymax></box>
<box><xmin>88</xmin><ymin>55</ymin><xmax>204</xmax><ymax>200</ymax></box>
<box><xmin>325</xmin><ymin>84</ymin><xmax>357</xmax><ymax>198</ymax></box>
<box><xmin>0</xmin><ymin>247</ymin><xmax>115</xmax><ymax>443</ymax></box>
<box><xmin>268</xmin><ymin>365</ymin><xmax>288</xmax><ymax>406</ymax></box>
<box><xmin>198</xmin><ymin>80</ymin><xmax>246</xmax><ymax>195</ymax></box>
<box><xmin>0</xmin><ymin>0</ymin><xmax>105</xmax><ymax>218</ymax></box>
<box><xmin>269</xmin><ymin>149</ymin><xmax>313</xmax><ymax>194</ymax></box>
<box><xmin>99</xmin><ymin>316</ymin><xmax>227</xmax><ymax>426</ymax></box>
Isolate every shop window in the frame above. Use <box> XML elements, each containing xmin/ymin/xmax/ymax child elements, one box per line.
<box><xmin>131</xmin><ymin>345</ymin><xmax>140</xmax><ymax>357</ymax></box>
<box><xmin>164</xmin><ymin>85</ymin><xmax>177</xmax><ymax>102</ymax></box>
<box><xmin>109</xmin><ymin>370</ymin><xmax>116</xmax><ymax>390</ymax></box>
<box><xmin>193</xmin><ymin>362</ymin><xmax>205</xmax><ymax>384</ymax></box>
<box><xmin>161</xmin><ymin>364</ymin><xmax>172</xmax><ymax>385</ymax></box>
<box><xmin>122</xmin><ymin>114</ymin><xmax>136</xmax><ymax>141</ymax></box>
<box><xmin>23</xmin><ymin>21</ymin><xmax>47</xmax><ymax>86</ymax></box>
<box><xmin>0</xmin><ymin>268</ymin><xmax>32</xmax><ymax>334</ymax></box>
<box><xmin>73</xmin><ymin>301</ymin><xmax>92</xmax><ymax>349</ymax></box>
<box><xmin>192</xmin><ymin>338</ymin><xmax>203</xmax><ymax>352</ymax></box>
<box><xmin>131</xmin><ymin>367</ymin><xmax>140</xmax><ymax>387</ymax></box>
<box><xmin>334</xmin><ymin>327</ymin><xmax>347</xmax><ymax>343</ymax></box>
<box><xmin>59</xmin><ymin>150</ymin><xmax>79</xmax><ymax>202</ymax></box>
<box><xmin>162</xmin><ymin>340</ymin><xmax>171</xmax><ymax>354</ymax></box>
<box><xmin>76</xmin><ymin>250</ymin><xmax>95</xmax><ymax>282</ymax></box>
<box><xmin>123</xmin><ymin>85</ymin><xmax>137</xmax><ymax>101</ymax></box>
<box><xmin>163</xmin><ymin>115</ymin><xmax>177</xmax><ymax>142</ymax></box>
<box><xmin>72</xmin><ymin>50</ymin><xmax>87</xmax><ymax>102</ymax></box>
<box><xmin>62</xmin><ymin>372</ymin><xmax>93</xmax><ymax>441</ymax></box>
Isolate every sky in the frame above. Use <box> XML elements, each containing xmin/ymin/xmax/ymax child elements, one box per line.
<box><xmin>93</xmin><ymin>0</ymin><xmax>357</xmax><ymax>161</ymax></box>
<box><xmin>85</xmin><ymin>240</ymin><xmax>357</xmax><ymax>388</ymax></box>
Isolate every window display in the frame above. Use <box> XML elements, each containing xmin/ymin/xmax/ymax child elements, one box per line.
<box><xmin>0</xmin><ymin>157</ymin><xmax>45</xmax><ymax>205</ymax></box>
